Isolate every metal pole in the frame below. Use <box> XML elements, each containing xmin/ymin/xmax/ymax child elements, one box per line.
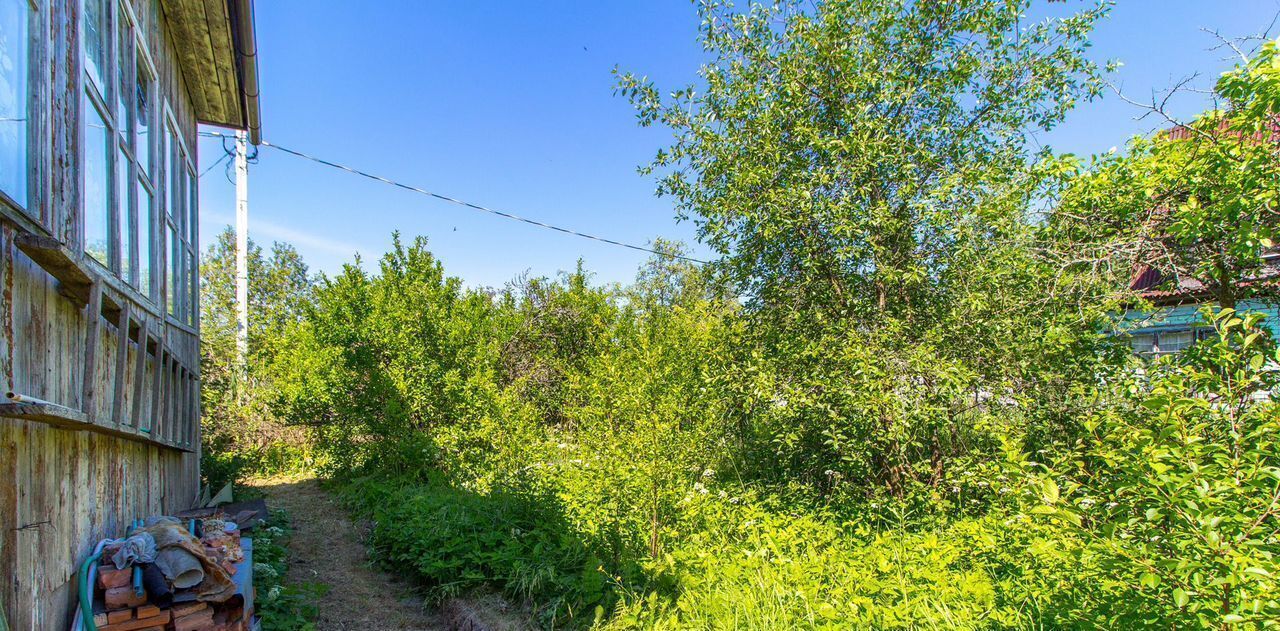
<box><xmin>234</xmin><ymin>130</ymin><xmax>249</xmax><ymax>369</ymax></box>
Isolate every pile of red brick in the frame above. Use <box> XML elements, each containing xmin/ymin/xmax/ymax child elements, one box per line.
<box><xmin>90</xmin><ymin>531</ymin><xmax>252</xmax><ymax>631</ymax></box>
<box><xmin>89</xmin><ymin>598</ymin><xmax>246</xmax><ymax>631</ymax></box>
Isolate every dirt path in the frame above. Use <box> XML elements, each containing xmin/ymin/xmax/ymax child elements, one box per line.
<box><xmin>248</xmin><ymin>474</ymin><xmax>446</xmax><ymax>630</ymax></box>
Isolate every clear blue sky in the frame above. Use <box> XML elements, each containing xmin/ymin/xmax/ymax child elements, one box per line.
<box><xmin>196</xmin><ymin>0</ymin><xmax>1280</xmax><ymax>288</ymax></box>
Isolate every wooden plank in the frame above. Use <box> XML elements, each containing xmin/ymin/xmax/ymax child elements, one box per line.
<box><xmin>160</xmin><ymin>0</ymin><xmax>214</xmax><ymax>118</ymax></box>
<box><xmin>81</xmin><ymin>282</ymin><xmax>103</xmax><ymax>417</ymax></box>
<box><xmin>0</xmin><ymin>401</ymin><xmax>89</xmax><ymax>425</ymax></box>
<box><xmin>0</xmin><ymin>419</ymin><xmax>21</xmax><ymax>630</ymax></box>
<box><xmin>0</xmin><ymin>403</ymin><xmax>193</xmax><ymax>451</ymax></box>
<box><xmin>130</xmin><ymin>311</ymin><xmax>149</xmax><ymax>428</ymax></box>
<box><xmin>12</xmin><ymin>233</ymin><xmax>94</xmax><ymax>307</ymax></box>
<box><xmin>149</xmin><ymin>324</ymin><xmax>166</xmax><ymax>438</ymax></box>
<box><xmin>1</xmin><ymin>223</ymin><xmax>14</xmax><ymax>390</ymax></box>
<box><xmin>181</xmin><ymin>368</ymin><xmax>191</xmax><ymax>447</ymax></box>
<box><xmin>200</xmin><ymin>0</ymin><xmax>240</xmax><ymax>125</ymax></box>
<box><xmin>111</xmin><ymin>302</ymin><xmax>132</xmax><ymax>425</ymax></box>
<box><xmin>51</xmin><ymin>0</ymin><xmax>84</xmax><ymax>245</ymax></box>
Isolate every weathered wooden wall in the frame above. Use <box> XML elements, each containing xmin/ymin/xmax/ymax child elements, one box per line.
<box><xmin>0</xmin><ymin>0</ymin><xmax>204</xmax><ymax>628</ymax></box>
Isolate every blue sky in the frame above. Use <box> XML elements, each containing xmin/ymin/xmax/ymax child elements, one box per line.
<box><xmin>196</xmin><ymin>0</ymin><xmax>1280</xmax><ymax>288</ymax></box>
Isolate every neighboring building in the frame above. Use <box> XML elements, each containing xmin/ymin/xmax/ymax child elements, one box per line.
<box><xmin>0</xmin><ymin>0</ymin><xmax>260</xmax><ymax>627</ymax></box>
<box><xmin>1119</xmin><ymin>252</ymin><xmax>1280</xmax><ymax>357</ymax></box>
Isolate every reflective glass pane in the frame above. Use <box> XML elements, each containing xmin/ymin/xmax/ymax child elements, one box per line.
<box><xmin>116</xmin><ymin>17</ymin><xmax>131</xmax><ymax>135</ymax></box>
<box><xmin>137</xmin><ymin>177</ymin><xmax>152</xmax><ymax>295</ymax></box>
<box><xmin>83</xmin><ymin>0</ymin><xmax>107</xmax><ymax>91</ymax></box>
<box><xmin>117</xmin><ymin>143</ymin><xmax>132</xmax><ymax>282</ymax></box>
<box><xmin>0</xmin><ymin>0</ymin><xmax>28</xmax><ymax>206</ymax></box>
<box><xmin>1159</xmin><ymin>330</ymin><xmax>1194</xmax><ymax>354</ymax></box>
<box><xmin>84</xmin><ymin>95</ymin><xmax>111</xmax><ymax>265</ymax></box>
<box><xmin>135</xmin><ymin>62</ymin><xmax>150</xmax><ymax>174</ymax></box>
<box><xmin>167</xmin><ymin>129</ymin><xmax>181</xmax><ymax>220</ymax></box>
<box><xmin>1130</xmin><ymin>334</ymin><xmax>1155</xmax><ymax>357</ymax></box>
<box><xmin>167</xmin><ymin>223</ymin><xmax>178</xmax><ymax>315</ymax></box>
<box><xmin>185</xmin><ymin>249</ymin><xmax>195</xmax><ymax>325</ymax></box>
<box><xmin>187</xmin><ymin>166</ymin><xmax>197</xmax><ymax>244</ymax></box>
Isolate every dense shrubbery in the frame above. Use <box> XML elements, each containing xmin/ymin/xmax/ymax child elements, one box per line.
<box><xmin>204</xmin><ymin>3</ymin><xmax>1280</xmax><ymax>628</ymax></box>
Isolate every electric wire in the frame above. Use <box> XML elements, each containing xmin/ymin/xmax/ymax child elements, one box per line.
<box><xmin>196</xmin><ymin>131</ymin><xmax>706</xmax><ymax>264</ymax></box>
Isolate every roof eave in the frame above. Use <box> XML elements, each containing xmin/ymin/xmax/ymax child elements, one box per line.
<box><xmin>228</xmin><ymin>0</ymin><xmax>261</xmax><ymax>144</ymax></box>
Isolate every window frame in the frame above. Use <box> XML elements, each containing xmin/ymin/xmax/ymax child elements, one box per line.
<box><xmin>0</xmin><ymin>0</ymin><xmax>38</xmax><ymax>218</ymax></box>
<box><xmin>1131</xmin><ymin>327</ymin><xmax>1214</xmax><ymax>358</ymax></box>
<box><xmin>161</xmin><ymin>106</ymin><xmax>197</xmax><ymax>327</ymax></box>
<box><xmin>80</xmin><ymin>0</ymin><xmax>161</xmax><ymax>306</ymax></box>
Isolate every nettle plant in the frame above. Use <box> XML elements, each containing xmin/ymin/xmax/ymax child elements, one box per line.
<box><xmin>1049</xmin><ymin>308</ymin><xmax>1280</xmax><ymax>628</ymax></box>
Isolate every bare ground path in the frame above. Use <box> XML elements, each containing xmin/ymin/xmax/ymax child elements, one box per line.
<box><xmin>247</xmin><ymin>474</ymin><xmax>447</xmax><ymax>630</ymax></box>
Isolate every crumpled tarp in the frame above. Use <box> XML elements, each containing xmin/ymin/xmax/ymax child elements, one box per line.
<box><xmin>140</xmin><ymin>518</ymin><xmax>237</xmax><ymax>602</ymax></box>
<box><xmin>107</xmin><ymin>532</ymin><xmax>157</xmax><ymax>569</ymax></box>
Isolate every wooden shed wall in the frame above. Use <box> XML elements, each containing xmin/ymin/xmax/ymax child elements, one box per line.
<box><xmin>0</xmin><ymin>0</ymin><xmax>204</xmax><ymax>628</ymax></box>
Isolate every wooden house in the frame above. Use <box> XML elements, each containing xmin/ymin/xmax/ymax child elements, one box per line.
<box><xmin>0</xmin><ymin>0</ymin><xmax>260</xmax><ymax>627</ymax></box>
<box><xmin>1119</xmin><ymin>252</ymin><xmax>1280</xmax><ymax>357</ymax></box>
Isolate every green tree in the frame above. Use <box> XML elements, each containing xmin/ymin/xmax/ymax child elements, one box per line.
<box><xmin>1053</xmin><ymin>39</ymin><xmax>1280</xmax><ymax>309</ymax></box>
<box><xmin>618</xmin><ymin>0</ymin><xmax>1113</xmax><ymax>499</ymax></box>
<box><xmin>200</xmin><ymin>227</ymin><xmax>313</xmax><ymax>476</ymax></box>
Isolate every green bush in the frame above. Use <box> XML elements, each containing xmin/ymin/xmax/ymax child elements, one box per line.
<box><xmin>339</xmin><ymin>475</ymin><xmax>620</xmax><ymax>627</ymax></box>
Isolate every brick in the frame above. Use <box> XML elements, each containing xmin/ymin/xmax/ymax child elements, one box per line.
<box><xmin>107</xmin><ymin>609</ymin><xmax>133</xmax><ymax>623</ymax></box>
<box><xmin>93</xmin><ymin>612</ymin><xmax>109</xmax><ymax>627</ymax></box>
<box><xmin>135</xmin><ymin>604</ymin><xmax>162</xmax><ymax>619</ymax></box>
<box><xmin>97</xmin><ymin>566</ymin><xmax>132</xmax><ymax>589</ymax></box>
<box><xmin>104</xmin><ymin>586</ymin><xmax>146</xmax><ymax>609</ymax></box>
<box><xmin>173</xmin><ymin>610</ymin><xmax>216</xmax><ymax>631</ymax></box>
<box><xmin>98</xmin><ymin>610</ymin><xmax>170</xmax><ymax>631</ymax></box>
<box><xmin>171</xmin><ymin>601</ymin><xmax>209</xmax><ymax>617</ymax></box>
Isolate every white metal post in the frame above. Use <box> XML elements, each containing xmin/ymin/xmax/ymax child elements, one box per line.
<box><xmin>234</xmin><ymin>130</ymin><xmax>249</xmax><ymax>368</ymax></box>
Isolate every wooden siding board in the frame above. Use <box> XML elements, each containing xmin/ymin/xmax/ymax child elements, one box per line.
<box><xmin>0</xmin><ymin>0</ymin><xmax>204</xmax><ymax>625</ymax></box>
<box><xmin>112</xmin><ymin>303</ymin><xmax>133</xmax><ymax>425</ymax></box>
<box><xmin>161</xmin><ymin>0</ymin><xmax>213</xmax><ymax>119</ymax></box>
<box><xmin>201</xmin><ymin>0</ymin><xmax>240</xmax><ymax>126</ymax></box>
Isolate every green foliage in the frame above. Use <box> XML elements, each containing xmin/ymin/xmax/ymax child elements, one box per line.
<box><xmin>1053</xmin><ymin>39</ymin><xmax>1280</xmax><ymax>308</ymax></box>
<box><xmin>252</xmin><ymin>508</ymin><xmax>328</xmax><ymax>631</ymax></box>
<box><xmin>1030</xmin><ymin>308</ymin><xmax>1280</xmax><ymax>628</ymax></box>
<box><xmin>200</xmin><ymin>227</ymin><xmax>315</xmax><ymax>485</ymax></box>
<box><xmin>201</xmin><ymin>6</ymin><xmax>1280</xmax><ymax>630</ymax></box>
<box><xmin>616</xmin><ymin>0</ymin><xmax>1118</xmax><ymax>504</ymax></box>
<box><xmin>339</xmin><ymin>476</ymin><xmax>615</xmax><ymax>627</ymax></box>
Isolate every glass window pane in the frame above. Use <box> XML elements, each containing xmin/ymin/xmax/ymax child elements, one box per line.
<box><xmin>116</xmin><ymin>17</ymin><xmax>132</xmax><ymax>136</ymax></box>
<box><xmin>1159</xmin><ymin>330</ymin><xmax>1194</xmax><ymax>354</ymax></box>
<box><xmin>1130</xmin><ymin>333</ymin><xmax>1155</xmax><ymax>357</ymax></box>
<box><xmin>135</xmin><ymin>61</ymin><xmax>150</xmax><ymax>175</ymax></box>
<box><xmin>117</xmin><ymin>143</ymin><xmax>132</xmax><ymax>282</ymax></box>
<box><xmin>187</xmin><ymin>166</ymin><xmax>197</xmax><ymax>244</ymax></box>
<box><xmin>167</xmin><ymin>222</ymin><xmax>178</xmax><ymax>316</ymax></box>
<box><xmin>84</xmin><ymin>94</ymin><xmax>111</xmax><ymax>265</ymax></box>
<box><xmin>185</xmin><ymin>249</ymin><xmax>195</xmax><ymax>325</ymax></box>
<box><xmin>0</xmin><ymin>0</ymin><xmax>28</xmax><ymax>207</ymax></box>
<box><xmin>83</xmin><ymin>0</ymin><xmax>107</xmax><ymax>91</ymax></box>
<box><xmin>168</xmin><ymin>130</ymin><xmax>181</xmax><ymax>221</ymax></box>
<box><xmin>137</xmin><ymin>177</ymin><xmax>152</xmax><ymax>295</ymax></box>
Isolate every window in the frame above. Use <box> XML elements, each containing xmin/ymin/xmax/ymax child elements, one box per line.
<box><xmin>83</xmin><ymin>94</ymin><xmax>111</xmax><ymax>265</ymax></box>
<box><xmin>116</xmin><ymin>143</ymin><xmax>131</xmax><ymax>280</ymax></box>
<box><xmin>136</xmin><ymin>175</ymin><xmax>152</xmax><ymax>292</ymax></box>
<box><xmin>1157</xmin><ymin>330</ymin><xmax>1194</xmax><ymax>354</ymax></box>
<box><xmin>83</xmin><ymin>0</ymin><xmax>107</xmax><ymax>91</ymax></box>
<box><xmin>162</xmin><ymin>119</ymin><xmax>197</xmax><ymax>325</ymax></box>
<box><xmin>1130</xmin><ymin>333</ymin><xmax>1155</xmax><ymax>357</ymax></box>
<box><xmin>1130</xmin><ymin>328</ymin><xmax>1212</xmax><ymax>358</ymax></box>
<box><xmin>0</xmin><ymin>0</ymin><xmax>30</xmax><ymax>208</ymax></box>
<box><xmin>136</xmin><ymin>60</ymin><xmax>150</xmax><ymax>175</ymax></box>
<box><xmin>83</xmin><ymin>0</ymin><xmax>158</xmax><ymax>298</ymax></box>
